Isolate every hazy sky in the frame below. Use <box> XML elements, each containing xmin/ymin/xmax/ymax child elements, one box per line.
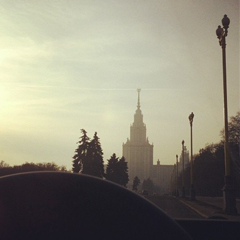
<box><xmin>0</xmin><ymin>0</ymin><xmax>239</xmax><ymax>170</ymax></box>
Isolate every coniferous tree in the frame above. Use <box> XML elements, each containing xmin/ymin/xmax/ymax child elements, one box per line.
<box><xmin>117</xmin><ymin>157</ymin><xmax>129</xmax><ymax>187</ymax></box>
<box><xmin>105</xmin><ymin>154</ymin><xmax>129</xmax><ymax>187</ymax></box>
<box><xmin>83</xmin><ymin>132</ymin><xmax>104</xmax><ymax>178</ymax></box>
<box><xmin>142</xmin><ymin>178</ymin><xmax>155</xmax><ymax>193</ymax></box>
<box><xmin>72</xmin><ymin>129</ymin><xmax>90</xmax><ymax>173</ymax></box>
<box><xmin>106</xmin><ymin>153</ymin><xmax>119</xmax><ymax>183</ymax></box>
<box><xmin>132</xmin><ymin>176</ymin><xmax>140</xmax><ymax>191</ymax></box>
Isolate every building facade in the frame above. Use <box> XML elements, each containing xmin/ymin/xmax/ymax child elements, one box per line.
<box><xmin>152</xmin><ymin>160</ymin><xmax>174</xmax><ymax>194</ymax></box>
<box><xmin>122</xmin><ymin>89</ymin><xmax>153</xmax><ymax>182</ymax></box>
<box><xmin>122</xmin><ymin>89</ymin><xmax>174</xmax><ymax>194</ymax></box>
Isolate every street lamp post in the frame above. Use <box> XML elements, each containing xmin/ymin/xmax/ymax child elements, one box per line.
<box><xmin>181</xmin><ymin>140</ymin><xmax>185</xmax><ymax>198</ymax></box>
<box><xmin>176</xmin><ymin>154</ymin><xmax>179</xmax><ymax>197</ymax></box>
<box><xmin>189</xmin><ymin>112</ymin><xmax>196</xmax><ymax>201</ymax></box>
<box><xmin>216</xmin><ymin>14</ymin><xmax>237</xmax><ymax>215</ymax></box>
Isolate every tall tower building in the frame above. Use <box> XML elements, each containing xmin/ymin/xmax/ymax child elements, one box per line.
<box><xmin>122</xmin><ymin>89</ymin><xmax>153</xmax><ymax>182</ymax></box>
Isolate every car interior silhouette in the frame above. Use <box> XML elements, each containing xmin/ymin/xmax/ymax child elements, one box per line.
<box><xmin>0</xmin><ymin>172</ymin><xmax>239</xmax><ymax>240</ymax></box>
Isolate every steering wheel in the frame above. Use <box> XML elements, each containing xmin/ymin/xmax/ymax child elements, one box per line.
<box><xmin>0</xmin><ymin>172</ymin><xmax>191</xmax><ymax>240</ymax></box>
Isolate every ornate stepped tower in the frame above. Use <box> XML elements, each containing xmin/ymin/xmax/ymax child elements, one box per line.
<box><xmin>122</xmin><ymin>89</ymin><xmax>153</xmax><ymax>183</ymax></box>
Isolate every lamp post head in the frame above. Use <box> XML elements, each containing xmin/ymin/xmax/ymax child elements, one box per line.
<box><xmin>189</xmin><ymin>112</ymin><xmax>194</xmax><ymax>126</ymax></box>
<box><xmin>216</xmin><ymin>15</ymin><xmax>230</xmax><ymax>43</ymax></box>
<box><xmin>216</xmin><ymin>25</ymin><xmax>223</xmax><ymax>39</ymax></box>
<box><xmin>222</xmin><ymin>14</ymin><xmax>230</xmax><ymax>31</ymax></box>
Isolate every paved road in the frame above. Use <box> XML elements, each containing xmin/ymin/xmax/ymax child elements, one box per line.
<box><xmin>146</xmin><ymin>195</ymin><xmax>203</xmax><ymax>219</ymax></box>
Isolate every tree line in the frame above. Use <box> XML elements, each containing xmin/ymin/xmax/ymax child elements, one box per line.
<box><xmin>72</xmin><ymin>129</ymin><xmax>129</xmax><ymax>187</ymax></box>
<box><xmin>0</xmin><ymin>161</ymin><xmax>67</xmax><ymax>177</ymax></box>
<box><xmin>0</xmin><ymin>129</ymin><xmax>129</xmax><ymax>188</ymax></box>
<box><xmin>172</xmin><ymin>112</ymin><xmax>240</xmax><ymax>197</ymax></box>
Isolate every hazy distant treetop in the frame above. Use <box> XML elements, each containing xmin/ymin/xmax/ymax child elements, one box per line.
<box><xmin>221</xmin><ymin>111</ymin><xmax>240</xmax><ymax>145</ymax></box>
<box><xmin>132</xmin><ymin>176</ymin><xmax>140</xmax><ymax>191</ymax></box>
<box><xmin>0</xmin><ymin>160</ymin><xmax>10</xmax><ymax>168</ymax></box>
<box><xmin>142</xmin><ymin>178</ymin><xmax>154</xmax><ymax>193</ymax></box>
<box><xmin>0</xmin><ymin>161</ymin><xmax>68</xmax><ymax>177</ymax></box>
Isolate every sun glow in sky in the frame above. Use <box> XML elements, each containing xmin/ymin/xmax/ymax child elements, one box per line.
<box><xmin>0</xmin><ymin>0</ymin><xmax>239</xmax><ymax>170</ymax></box>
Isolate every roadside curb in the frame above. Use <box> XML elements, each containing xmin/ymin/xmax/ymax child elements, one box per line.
<box><xmin>177</xmin><ymin>197</ymin><xmax>240</xmax><ymax>221</ymax></box>
<box><xmin>178</xmin><ymin>199</ymin><xmax>209</xmax><ymax>219</ymax></box>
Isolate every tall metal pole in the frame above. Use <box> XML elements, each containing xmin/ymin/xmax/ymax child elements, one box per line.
<box><xmin>181</xmin><ymin>140</ymin><xmax>185</xmax><ymax>198</ymax></box>
<box><xmin>216</xmin><ymin>15</ymin><xmax>237</xmax><ymax>215</ymax></box>
<box><xmin>176</xmin><ymin>154</ymin><xmax>179</xmax><ymax>197</ymax></box>
<box><xmin>189</xmin><ymin>112</ymin><xmax>196</xmax><ymax>201</ymax></box>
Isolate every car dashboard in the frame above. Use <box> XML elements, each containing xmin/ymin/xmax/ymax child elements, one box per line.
<box><xmin>0</xmin><ymin>172</ymin><xmax>239</xmax><ymax>240</ymax></box>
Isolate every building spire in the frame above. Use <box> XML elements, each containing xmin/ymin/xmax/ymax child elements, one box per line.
<box><xmin>137</xmin><ymin>88</ymin><xmax>141</xmax><ymax>109</ymax></box>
